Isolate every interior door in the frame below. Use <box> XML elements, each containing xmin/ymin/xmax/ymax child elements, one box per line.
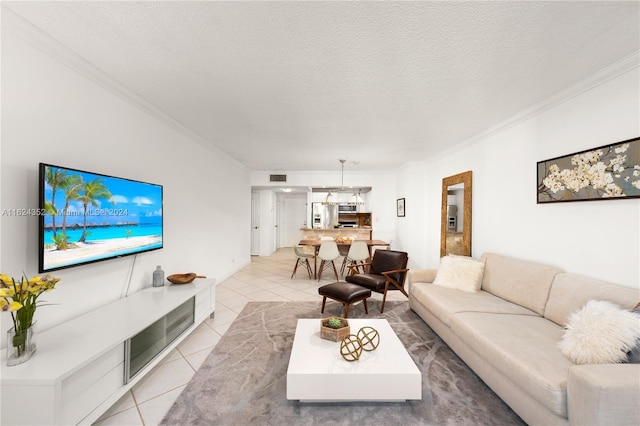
<box><xmin>276</xmin><ymin>197</ymin><xmax>284</xmax><ymax>249</ymax></box>
<box><xmin>251</xmin><ymin>192</ymin><xmax>260</xmax><ymax>256</ymax></box>
<box><xmin>279</xmin><ymin>194</ymin><xmax>307</xmax><ymax>247</ymax></box>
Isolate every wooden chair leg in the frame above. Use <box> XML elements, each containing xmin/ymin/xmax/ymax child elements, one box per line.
<box><xmin>304</xmin><ymin>259</ymin><xmax>312</xmax><ymax>278</ymax></box>
<box><xmin>343</xmin><ymin>302</ymin><xmax>350</xmax><ymax>318</ymax></box>
<box><xmin>321</xmin><ymin>296</ymin><xmax>327</xmax><ymax>313</ymax></box>
<box><xmin>363</xmin><ymin>298</ymin><xmax>369</xmax><ymax>314</ymax></box>
<box><xmin>317</xmin><ymin>260</ymin><xmax>325</xmax><ymax>281</ymax></box>
<box><xmin>291</xmin><ymin>259</ymin><xmax>300</xmax><ymax>279</ymax></box>
<box><xmin>380</xmin><ymin>282</ymin><xmax>390</xmax><ymax>313</ymax></box>
<box><xmin>331</xmin><ymin>261</ymin><xmax>339</xmax><ymax>281</ymax></box>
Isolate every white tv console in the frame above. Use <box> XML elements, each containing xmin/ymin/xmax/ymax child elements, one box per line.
<box><xmin>1</xmin><ymin>278</ymin><xmax>215</xmax><ymax>425</ymax></box>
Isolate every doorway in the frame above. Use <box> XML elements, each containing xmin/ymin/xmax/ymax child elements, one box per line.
<box><xmin>251</xmin><ymin>192</ymin><xmax>260</xmax><ymax>256</ymax></box>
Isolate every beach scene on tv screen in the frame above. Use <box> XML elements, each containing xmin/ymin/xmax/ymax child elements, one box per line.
<box><xmin>42</xmin><ymin>165</ymin><xmax>162</xmax><ymax>271</ymax></box>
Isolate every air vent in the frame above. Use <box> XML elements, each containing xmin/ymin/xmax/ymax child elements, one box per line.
<box><xmin>269</xmin><ymin>174</ymin><xmax>287</xmax><ymax>182</ymax></box>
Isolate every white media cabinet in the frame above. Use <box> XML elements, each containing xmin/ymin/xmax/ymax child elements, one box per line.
<box><xmin>1</xmin><ymin>278</ymin><xmax>215</xmax><ymax>425</ymax></box>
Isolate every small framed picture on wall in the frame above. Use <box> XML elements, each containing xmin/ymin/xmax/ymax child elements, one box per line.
<box><xmin>397</xmin><ymin>198</ymin><xmax>405</xmax><ymax>217</ymax></box>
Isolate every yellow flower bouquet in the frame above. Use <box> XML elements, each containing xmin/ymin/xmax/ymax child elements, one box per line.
<box><xmin>1</xmin><ymin>273</ymin><xmax>60</xmax><ymax>365</ymax></box>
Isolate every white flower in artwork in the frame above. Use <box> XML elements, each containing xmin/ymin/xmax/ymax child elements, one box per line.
<box><xmin>602</xmin><ymin>183</ymin><xmax>624</xmax><ymax>197</ymax></box>
<box><xmin>610</xmin><ymin>155</ymin><xmax>627</xmax><ymax>174</ymax></box>
<box><xmin>614</xmin><ymin>143</ymin><xmax>630</xmax><ymax>154</ymax></box>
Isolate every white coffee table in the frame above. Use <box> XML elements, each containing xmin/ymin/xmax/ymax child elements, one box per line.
<box><xmin>286</xmin><ymin>318</ymin><xmax>422</xmax><ymax>402</ymax></box>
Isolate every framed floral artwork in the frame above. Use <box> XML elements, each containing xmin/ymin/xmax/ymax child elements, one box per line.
<box><xmin>397</xmin><ymin>198</ymin><xmax>405</xmax><ymax>217</ymax></box>
<box><xmin>537</xmin><ymin>137</ymin><xmax>640</xmax><ymax>203</ymax></box>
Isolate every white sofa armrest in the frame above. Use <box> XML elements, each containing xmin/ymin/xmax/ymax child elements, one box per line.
<box><xmin>567</xmin><ymin>363</ymin><xmax>640</xmax><ymax>425</ymax></box>
<box><xmin>408</xmin><ymin>269</ymin><xmax>437</xmax><ymax>286</ymax></box>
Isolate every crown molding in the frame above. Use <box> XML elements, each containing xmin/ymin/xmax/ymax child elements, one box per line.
<box><xmin>1</xmin><ymin>7</ymin><xmax>247</xmax><ymax>171</ymax></box>
<box><xmin>425</xmin><ymin>50</ymin><xmax>640</xmax><ymax>165</ymax></box>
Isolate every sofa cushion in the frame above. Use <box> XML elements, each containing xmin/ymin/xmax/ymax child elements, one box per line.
<box><xmin>450</xmin><ymin>312</ymin><xmax>572</xmax><ymax>418</ymax></box>
<box><xmin>544</xmin><ymin>272</ymin><xmax>640</xmax><ymax>327</ymax></box>
<box><xmin>558</xmin><ymin>300</ymin><xmax>640</xmax><ymax>365</ymax></box>
<box><xmin>432</xmin><ymin>255</ymin><xmax>485</xmax><ymax>293</ymax></box>
<box><xmin>479</xmin><ymin>253</ymin><xmax>562</xmax><ymax>316</ymax></box>
<box><xmin>410</xmin><ymin>282</ymin><xmax>538</xmax><ymax>327</ymax></box>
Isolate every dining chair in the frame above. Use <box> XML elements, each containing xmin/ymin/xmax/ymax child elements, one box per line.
<box><xmin>345</xmin><ymin>249</ymin><xmax>409</xmax><ymax>313</ymax></box>
<box><xmin>317</xmin><ymin>241</ymin><xmax>340</xmax><ymax>281</ymax></box>
<box><xmin>291</xmin><ymin>244</ymin><xmax>314</xmax><ymax>279</ymax></box>
<box><xmin>340</xmin><ymin>240</ymin><xmax>370</xmax><ymax>277</ymax></box>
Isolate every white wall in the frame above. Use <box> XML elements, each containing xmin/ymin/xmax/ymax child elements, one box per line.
<box><xmin>0</xmin><ymin>19</ymin><xmax>252</xmax><ymax>340</ymax></box>
<box><xmin>398</xmin><ymin>63</ymin><xmax>640</xmax><ymax>289</ymax></box>
<box><xmin>396</xmin><ymin>162</ymin><xmax>428</xmax><ymax>261</ymax></box>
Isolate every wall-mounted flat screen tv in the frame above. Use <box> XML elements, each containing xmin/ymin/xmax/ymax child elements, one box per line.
<box><xmin>38</xmin><ymin>163</ymin><xmax>163</xmax><ymax>273</ymax></box>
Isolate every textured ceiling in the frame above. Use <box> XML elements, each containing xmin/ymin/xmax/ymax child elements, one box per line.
<box><xmin>4</xmin><ymin>1</ymin><xmax>639</xmax><ymax>172</ymax></box>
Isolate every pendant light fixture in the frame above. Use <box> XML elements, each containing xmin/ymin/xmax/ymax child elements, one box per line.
<box><xmin>340</xmin><ymin>159</ymin><xmax>364</xmax><ymax>205</ymax></box>
<box><xmin>340</xmin><ymin>159</ymin><xmax>346</xmax><ymax>190</ymax></box>
<box><xmin>349</xmin><ymin>188</ymin><xmax>363</xmax><ymax>204</ymax></box>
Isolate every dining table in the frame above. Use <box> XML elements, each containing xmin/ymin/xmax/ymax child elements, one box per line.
<box><xmin>298</xmin><ymin>239</ymin><xmax>390</xmax><ymax>279</ymax></box>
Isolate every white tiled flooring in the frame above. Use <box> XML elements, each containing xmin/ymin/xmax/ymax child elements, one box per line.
<box><xmin>94</xmin><ymin>248</ymin><xmax>407</xmax><ymax>425</ymax></box>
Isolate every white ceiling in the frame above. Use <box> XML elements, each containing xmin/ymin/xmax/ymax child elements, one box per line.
<box><xmin>4</xmin><ymin>1</ymin><xmax>639</xmax><ymax>172</ymax></box>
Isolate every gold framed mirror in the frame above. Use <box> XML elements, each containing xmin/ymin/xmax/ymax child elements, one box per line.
<box><xmin>440</xmin><ymin>171</ymin><xmax>472</xmax><ymax>257</ymax></box>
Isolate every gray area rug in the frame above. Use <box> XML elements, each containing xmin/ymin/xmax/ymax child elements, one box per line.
<box><xmin>161</xmin><ymin>301</ymin><xmax>525</xmax><ymax>425</ymax></box>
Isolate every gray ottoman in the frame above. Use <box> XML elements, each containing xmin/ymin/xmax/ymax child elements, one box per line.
<box><xmin>318</xmin><ymin>282</ymin><xmax>371</xmax><ymax>318</ymax></box>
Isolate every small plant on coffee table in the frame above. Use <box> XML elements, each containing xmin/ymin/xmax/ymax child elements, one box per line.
<box><xmin>320</xmin><ymin>316</ymin><xmax>350</xmax><ymax>342</ymax></box>
<box><xmin>327</xmin><ymin>317</ymin><xmax>343</xmax><ymax>329</ymax></box>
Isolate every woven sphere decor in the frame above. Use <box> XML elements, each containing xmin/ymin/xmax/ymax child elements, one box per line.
<box><xmin>356</xmin><ymin>326</ymin><xmax>380</xmax><ymax>351</ymax></box>
<box><xmin>339</xmin><ymin>334</ymin><xmax>363</xmax><ymax>362</ymax></box>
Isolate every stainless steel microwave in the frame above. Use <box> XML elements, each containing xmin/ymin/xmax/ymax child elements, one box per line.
<box><xmin>338</xmin><ymin>204</ymin><xmax>357</xmax><ymax>212</ymax></box>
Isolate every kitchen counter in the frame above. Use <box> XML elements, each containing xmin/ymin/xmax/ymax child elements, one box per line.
<box><xmin>301</xmin><ymin>228</ymin><xmax>372</xmax><ymax>240</ymax></box>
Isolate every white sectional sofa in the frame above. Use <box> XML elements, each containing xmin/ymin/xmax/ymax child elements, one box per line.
<box><xmin>408</xmin><ymin>253</ymin><xmax>640</xmax><ymax>426</ymax></box>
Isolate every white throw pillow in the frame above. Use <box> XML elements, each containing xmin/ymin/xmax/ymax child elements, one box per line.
<box><xmin>432</xmin><ymin>255</ymin><xmax>485</xmax><ymax>293</ymax></box>
<box><xmin>558</xmin><ymin>300</ymin><xmax>640</xmax><ymax>365</ymax></box>
<box><xmin>628</xmin><ymin>303</ymin><xmax>640</xmax><ymax>363</ymax></box>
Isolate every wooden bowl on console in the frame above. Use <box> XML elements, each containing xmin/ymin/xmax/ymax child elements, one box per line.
<box><xmin>167</xmin><ymin>273</ymin><xmax>206</xmax><ymax>284</ymax></box>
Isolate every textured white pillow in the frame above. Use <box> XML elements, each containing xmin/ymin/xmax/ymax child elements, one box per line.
<box><xmin>432</xmin><ymin>255</ymin><xmax>485</xmax><ymax>293</ymax></box>
<box><xmin>559</xmin><ymin>300</ymin><xmax>640</xmax><ymax>365</ymax></box>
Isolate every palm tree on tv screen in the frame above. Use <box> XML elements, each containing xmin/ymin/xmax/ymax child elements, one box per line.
<box><xmin>45</xmin><ymin>167</ymin><xmax>69</xmax><ymax>238</ymax></box>
<box><xmin>77</xmin><ymin>178</ymin><xmax>113</xmax><ymax>243</ymax></box>
<box><xmin>60</xmin><ymin>175</ymin><xmax>83</xmax><ymax>245</ymax></box>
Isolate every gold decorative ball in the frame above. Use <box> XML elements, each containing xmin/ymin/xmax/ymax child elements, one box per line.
<box><xmin>340</xmin><ymin>334</ymin><xmax>363</xmax><ymax>362</ymax></box>
<box><xmin>357</xmin><ymin>326</ymin><xmax>380</xmax><ymax>351</ymax></box>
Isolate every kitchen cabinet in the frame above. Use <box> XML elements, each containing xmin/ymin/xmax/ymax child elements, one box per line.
<box><xmin>338</xmin><ymin>212</ymin><xmax>371</xmax><ymax>227</ymax></box>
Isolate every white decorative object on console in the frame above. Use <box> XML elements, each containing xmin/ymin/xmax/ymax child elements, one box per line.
<box><xmin>1</xmin><ymin>278</ymin><xmax>215</xmax><ymax>425</ymax></box>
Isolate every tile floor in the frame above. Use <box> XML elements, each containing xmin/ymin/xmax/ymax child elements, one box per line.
<box><xmin>94</xmin><ymin>248</ymin><xmax>407</xmax><ymax>425</ymax></box>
